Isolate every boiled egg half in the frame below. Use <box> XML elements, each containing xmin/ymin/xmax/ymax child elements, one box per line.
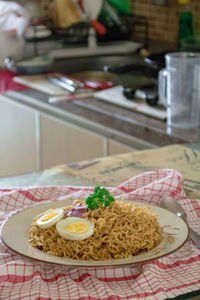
<box><xmin>56</xmin><ymin>217</ymin><xmax>94</xmax><ymax>240</ymax></box>
<box><xmin>36</xmin><ymin>208</ymin><xmax>64</xmax><ymax>229</ymax></box>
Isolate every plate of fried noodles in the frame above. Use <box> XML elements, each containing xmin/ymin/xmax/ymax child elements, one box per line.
<box><xmin>2</xmin><ymin>187</ymin><xmax>189</xmax><ymax>267</ymax></box>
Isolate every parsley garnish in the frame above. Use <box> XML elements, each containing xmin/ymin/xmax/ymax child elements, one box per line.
<box><xmin>85</xmin><ymin>186</ymin><xmax>115</xmax><ymax>210</ymax></box>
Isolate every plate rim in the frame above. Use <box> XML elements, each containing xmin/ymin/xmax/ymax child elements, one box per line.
<box><xmin>1</xmin><ymin>199</ymin><xmax>189</xmax><ymax>268</ymax></box>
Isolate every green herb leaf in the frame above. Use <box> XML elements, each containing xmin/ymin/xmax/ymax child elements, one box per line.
<box><xmin>85</xmin><ymin>186</ymin><xmax>115</xmax><ymax>210</ymax></box>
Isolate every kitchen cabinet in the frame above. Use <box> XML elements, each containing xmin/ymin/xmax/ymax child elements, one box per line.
<box><xmin>40</xmin><ymin>114</ymin><xmax>138</xmax><ymax>169</ymax></box>
<box><xmin>0</xmin><ymin>89</ymin><xmax>156</xmax><ymax>177</ymax></box>
<box><xmin>0</xmin><ymin>96</ymin><xmax>38</xmax><ymax>177</ymax></box>
<box><xmin>0</xmin><ymin>95</ymin><xmax>136</xmax><ymax>177</ymax></box>
<box><xmin>40</xmin><ymin>114</ymin><xmax>105</xmax><ymax>169</ymax></box>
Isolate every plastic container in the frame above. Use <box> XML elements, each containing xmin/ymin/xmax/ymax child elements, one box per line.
<box><xmin>159</xmin><ymin>52</ymin><xmax>200</xmax><ymax>129</ymax></box>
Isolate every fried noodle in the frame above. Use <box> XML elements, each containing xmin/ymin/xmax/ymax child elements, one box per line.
<box><xmin>29</xmin><ymin>200</ymin><xmax>162</xmax><ymax>260</ymax></box>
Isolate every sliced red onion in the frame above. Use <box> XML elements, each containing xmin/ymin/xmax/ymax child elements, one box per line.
<box><xmin>64</xmin><ymin>203</ymin><xmax>87</xmax><ymax>218</ymax></box>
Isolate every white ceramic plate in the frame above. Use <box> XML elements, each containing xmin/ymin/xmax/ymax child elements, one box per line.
<box><xmin>1</xmin><ymin>200</ymin><xmax>189</xmax><ymax>267</ymax></box>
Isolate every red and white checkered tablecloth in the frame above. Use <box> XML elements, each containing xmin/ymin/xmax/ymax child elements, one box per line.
<box><xmin>0</xmin><ymin>169</ymin><xmax>200</xmax><ymax>300</ymax></box>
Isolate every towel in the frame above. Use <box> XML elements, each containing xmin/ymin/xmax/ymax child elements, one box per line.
<box><xmin>0</xmin><ymin>169</ymin><xmax>200</xmax><ymax>300</ymax></box>
<box><xmin>0</xmin><ymin>69</ymin><xmax>27</xmax><ymax>94</ymax></box>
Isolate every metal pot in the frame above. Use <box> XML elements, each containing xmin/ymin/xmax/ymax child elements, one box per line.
<box><xmin>5</xmin><ymin>54</ymin><xmax>53</xmax><ymax>75</ymax></box>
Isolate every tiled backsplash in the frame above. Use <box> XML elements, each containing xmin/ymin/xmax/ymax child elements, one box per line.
<box><xmin>39</xmin><ymin>0</ymin><xmax>200</xmax><ymax>43</ymax></box>
<box><xmin>132</xmin><ymin>0</ymin><xmax>200</xmax><ymax>43</ymax></box>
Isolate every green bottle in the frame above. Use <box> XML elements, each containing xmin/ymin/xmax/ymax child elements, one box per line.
<box><xmin>178</xmin><ymin>0</ymin><xmax>194</xmax><ymax>50</ymax></box>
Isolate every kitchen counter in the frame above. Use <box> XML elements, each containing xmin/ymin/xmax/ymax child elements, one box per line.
<box><xmin>5</xmin><ymin>85</ymin><xmax>200</xmax><ymax>150</ymax></box>
<box><xmin>1</xmin><ymin>52</ymin><xmax>200</xmax><ymax>181</ymax></box>
<box><xmin>2</xmin><ymin>50</ymin><xmax>200</xmax><ymax>150</ymax></box>
<box><xmin>1</xmin><ymin>51</ymin><xmax>200</xmax><ymax>182</ymax></box>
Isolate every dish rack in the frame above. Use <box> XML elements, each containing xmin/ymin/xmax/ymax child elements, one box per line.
<box><xmin>60</xmin><ymin>13</ymin><xmax>149</xmax><ymax>49</ymax></box>
<box><xmin>27</xmin><ymin>14</ymin><xmax>149</xmax><ymax>49</ymax></box>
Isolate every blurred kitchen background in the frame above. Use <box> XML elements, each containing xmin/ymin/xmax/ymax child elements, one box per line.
<box><xmin>39</xmin><ymin>0</ymin><xmax>200</xmax><ymax>42</ymax></box>
<box><xmin>8</xmin><ymin>0</ymin><xmax>200</xmax><ymax>56</ymax></box>
<box><xmin>1</xmin><ymin>0</ymin><xmax>200</xmax><ymax>181</ymax></box>
<box><xmin>32</xmin><ymin>0</ymin><xmax>200</xmax><ymax>48</ymax></box>
<box><xmin>1</xmin><ymin>0</ymin><xmax>200</xmax><ymax>62</ymax></box>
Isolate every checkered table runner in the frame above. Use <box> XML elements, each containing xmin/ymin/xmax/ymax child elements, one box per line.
<box><xmin>0</xmin><ymin>169</ymin><xmax>200</xmax><ymax>300</ymax></box>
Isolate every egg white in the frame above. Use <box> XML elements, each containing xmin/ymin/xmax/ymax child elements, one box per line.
<box><xmin>36</xmin><ymin>208</ymin><xmax>64</xmax><ymax>229</ymax></box>
<box><xmin>56</xmin><ymin>217</ymin><xmax>94</xmax><ymax>240</ymax></box>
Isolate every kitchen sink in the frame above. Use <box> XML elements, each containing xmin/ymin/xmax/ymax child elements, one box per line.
<box><xmin>53</xmin><ymin>54</ymin><xmax>158</xmax><ymax>95</ymax></box>
<box><xmin>53</xmin><ymin>54</ymin><xmax>147</xmax><ymax>75</ymax></box>
<box><xmin>54</xmin><ymin>55</ymin><xmax>139</xmax><ymax>74</ymax></box>
<box><xmin>51</xmin><ymin>54</ymin><xmax>160</xmax><ymax>110</ymax></box>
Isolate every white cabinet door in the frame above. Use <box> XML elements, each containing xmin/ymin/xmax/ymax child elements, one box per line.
<box><xmin>0</xmin><ymin>96</ymin><xmax>37</xmax><ymax>177</ymax></box>
<box><xmin>40</xmin><ymin>114</ymin><xmax>105</xmax><ymax>169</ymax></box>
<box><xmin>107</xmin><ymin>140</ymin><xmax>136</xmax><ymax>156</ymax></box>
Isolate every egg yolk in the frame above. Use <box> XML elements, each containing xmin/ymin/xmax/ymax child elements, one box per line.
<box><xmin>41</xmin><ymin>212</ymin><xmax>58</xmax><ymax>222</ymax></box>
<box><xmin>65</xmin><ymin>222</ymin><xmax>89</xmax><ymax>233</ymax></box>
